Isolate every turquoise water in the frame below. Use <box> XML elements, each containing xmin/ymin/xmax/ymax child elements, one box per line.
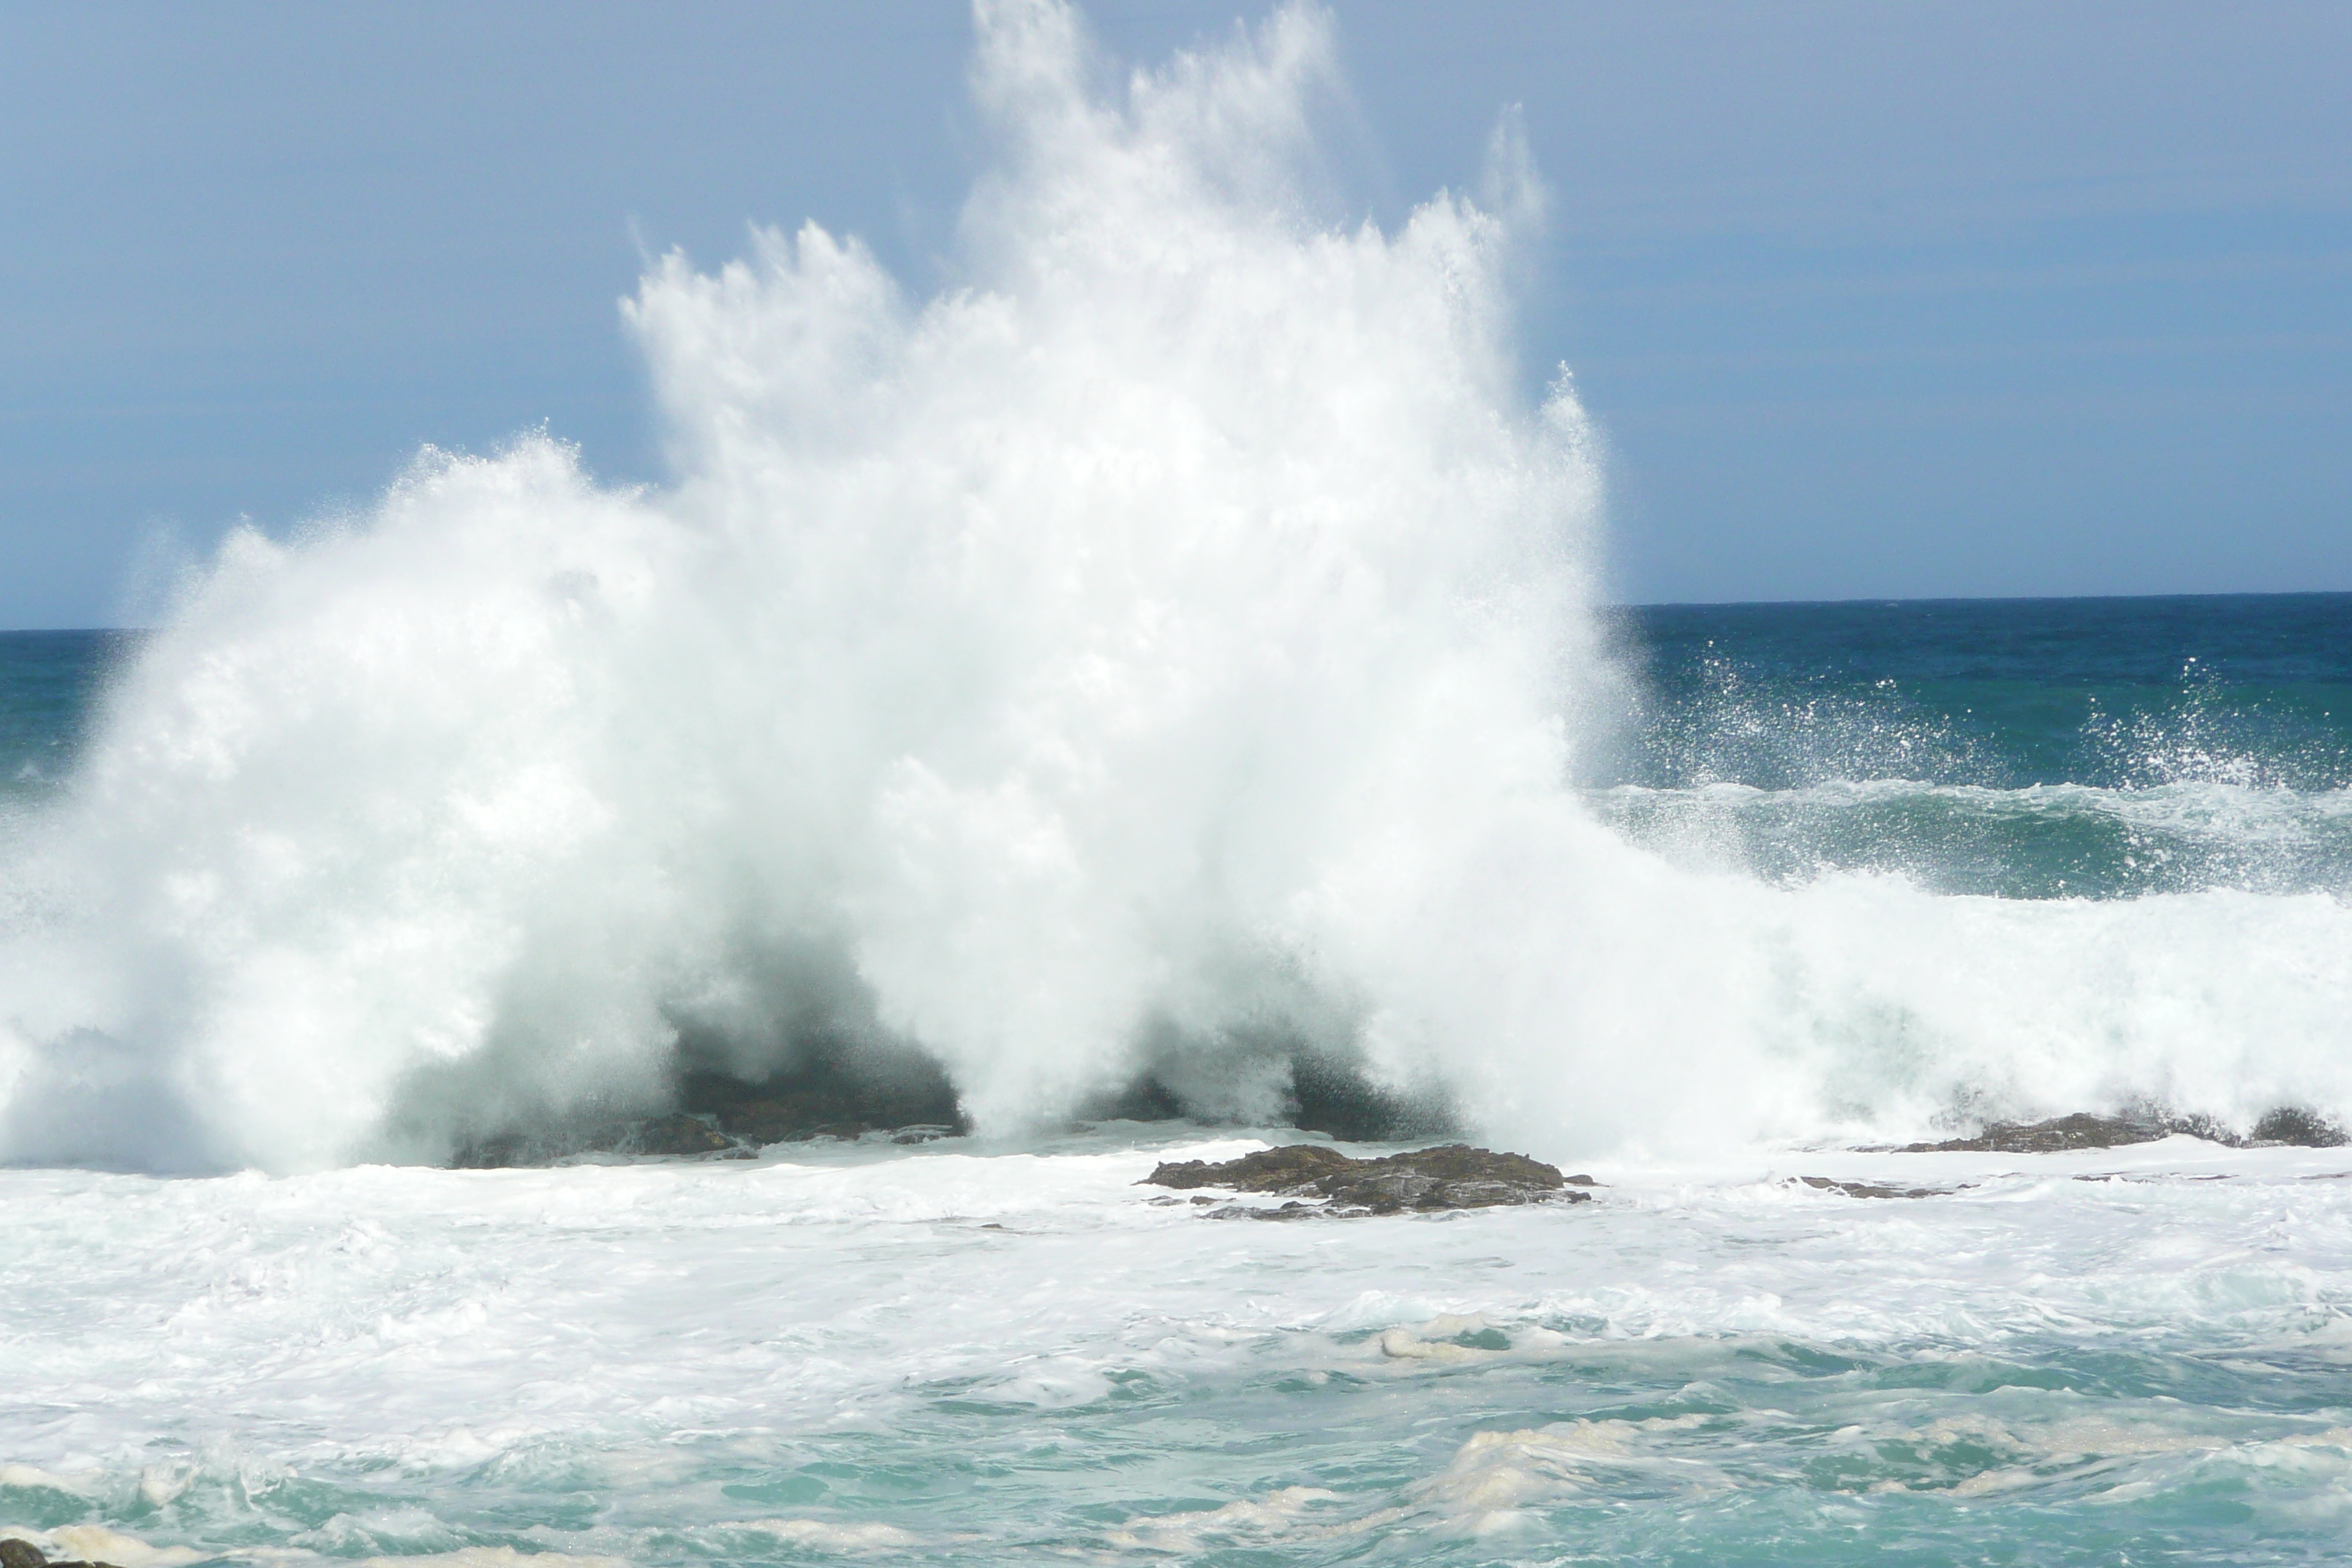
<box><xmin>3</xmin><ymin>1138</ymin><xmax>2350</xmax><ymax>1567</ymax></box>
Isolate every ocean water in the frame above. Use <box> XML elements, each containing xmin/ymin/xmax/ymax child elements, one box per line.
<box><xmin>0</xmin><ymin>631</ymin><xmax>135</xmax><ymax>818</ymax></box>
<box><xmin>5</xmin><ymin>2</ymin><xmax>2351</xmax><ymax>1563</ymax></box>
<box><xmin>4</xmin><ymin>1137</ymin><xmax>2351</xmax><ymax>1567</ymax></box>
<box><xmin>1595</xmin><ymin>595</ymin><xmax>2352</xmax><ymax>901</ymax></box>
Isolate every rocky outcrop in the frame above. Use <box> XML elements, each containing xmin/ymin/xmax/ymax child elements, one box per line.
<box><xmin>2250</xmin><ymin>1107</ymin><xmax>2349</xmax><ymax>1147</ymax></box>
<box><xmin>1891</xmin><ymin>1107</ymin><xmax>2349</xmax><ymax>1155</ymax></box>
<box><xmin>1896</xmin><ymin>1112</ymin><xmax>2171</xmax><ymax>1153</ymax></box>
<box><xmin>1143</xmin><ymin>1143</ymin><xmax>1591</xmax><ymax>1216</ymax></box>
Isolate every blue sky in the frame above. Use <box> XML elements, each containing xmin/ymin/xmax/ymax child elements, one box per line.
<box><xmin>4</xmin><ymin>1</ymin><xmax>2348</xmax><ymax>627</ymax></box>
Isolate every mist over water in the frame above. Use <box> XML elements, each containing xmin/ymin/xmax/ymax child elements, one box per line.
<box><xmin>3</xmin><ymin>0</ymin><xmax>2350</xmax><ymax>1175</ymax></box>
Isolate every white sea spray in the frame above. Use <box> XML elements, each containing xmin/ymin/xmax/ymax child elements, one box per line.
<box><xmin>0</xmin><ymin>0</ymin><xmax>2348</xmax><ymax>1174</ymax></box>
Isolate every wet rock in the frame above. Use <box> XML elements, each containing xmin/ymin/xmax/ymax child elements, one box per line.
<box><xmin>1893</xmin><ymin>1106</ymin><xmax>2351</xmax><ymax>1154</ymax></box>
<box><xmin>2251</xmin><ymin>1106</ymin><xmax>2349</xmax><ymax>1147</ymax></box>
<box><xmin>1896</xmin><ymin>1112</ymin><xmax>2171</xmax><ymax>1153</ymax></box>
<box><xmin>1205</xmin><ymin>1199</ymin><xmax>1324</xmax><ymax>1221</ymax></box>
<box><xmin>684</xmin><ymin>1068</ymin><xmax>969</xmax><ymax>1148</ymax></box>
<box><xmin>1796</xmin><ymin>1176</ymin><xmax>1952</xmax><ymax>1199</ymax></box>
<box><xmin>627</xmin><ymin>1113</ymin><xmax>735</xmax><ymax>1157</ymax></box>
<box><xmin>447</xmin><ymin>1065</ymin><xmax>973</xmax><ymax>1166</ymax></box>
<box><xmin>448</xmin><ymin>1132</ymin><xmax>532</xmax><ymax>1169</ymax></box>
<box><xmin>451</xmin><ymin>1113</ymin><xmax>740</xmax><ymax>1167</ymax></box>
<box><xmin>1</xmin><ymin>1543</ymin><xmax>119</xmax><ymax>1568</ymax></box>
<box><xmin>706</xmin><ymin>1093</ymin><xmax>868</xmax><ymax>1145</ymax></box>
<box><xmin>1142</xmin><ymin>1143</ymin><xmax>1587</xmax><ymax>1215</ymax></box>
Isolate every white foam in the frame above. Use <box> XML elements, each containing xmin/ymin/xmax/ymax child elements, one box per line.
<box><xmin>2</xmin><ymin>1137</ymin><xmax>2349</xmax><ymax>1550</ymax></box>
<box><xmin>355</xmin><ymin>1551</ymin><xmax>625</xmax><ymax>1568</ymax></box>
<box><xmin>4</xmin><ymin>1527</ymin><xmax>206</xmax><ymax>1568</ymax></box>
<box><xmin>1106</xmin><ymin>1486</ymin><xmax>1382</xmax><ymax>1553</ymax></box>
<box><xmin>724</xmin><ymin>1520</ymin><xmax>916</xmax><ymax>1553</ymax></box>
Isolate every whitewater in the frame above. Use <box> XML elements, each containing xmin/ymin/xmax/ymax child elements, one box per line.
<box><xmin>4</xmin><ymin>2</ymin><xmax>2351</xmax><ymax>1561</ymax></box>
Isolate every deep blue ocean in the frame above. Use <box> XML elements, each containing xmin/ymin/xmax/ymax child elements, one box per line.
<box><xmin>0</xmin><ymin>630</ymin><xmax>135</xmax><ymax>808</ymax></box>
<box><xmin>1590</xmin><ymin>593</ymin><xmax>2352</xmax><ymax>900</ymax></box>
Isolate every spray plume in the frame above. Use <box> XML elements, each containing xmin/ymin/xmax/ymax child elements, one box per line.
<box><xmin>1</xmin><ymin>1</ymin><xmax>2346</xmax><ymax>1172</ymax></box>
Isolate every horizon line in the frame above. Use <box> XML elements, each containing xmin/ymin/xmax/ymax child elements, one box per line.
<box><xmin>7</xmin><ymin>584</ymin><xmax>2352</xmax><ymax>637</ymax></box>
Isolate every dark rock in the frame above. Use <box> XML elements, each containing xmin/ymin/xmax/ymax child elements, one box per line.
<box><xmin>452</xmin><ymin>1113</ymin><xmax>739</xmax><ymax>1166</ymax></box>
<box><xmin>1896</xmin><ymin>1112</ymin><xmax>2171</xmax><ymax>1154</ymax></box>
<box><xmin>445</xmin><ymin>976</ymin><xmax>978</xmax><ymax>1167</ymax></box>
<box><xmin>682</xmin><ymin>1066</ymin><xmax>968</xmax><ymax>1148</ymax></box>
<box><xmin>0</xmin><ymin>1551</ymin><xmax>118</xmax><ymax>1568</ymax></box>
<box><xmin>627</xmin><ymin>1114</ymin><xmax>735</xmax><ymax>1157</ymax></box>
<box><xmin>1147</xmin><ymin>1142</ymin><xmax>1354</xmax><ymax>1192</ymax></box>
<box><xmin>448</xmin><ymin>1058</ymin><xmax>973</xmax><ymax>1167</ymax></box>
<box><xmin>1142</xmin><ymin>1143</ymin><xmax>1586</xmax><ymax>1215</ymax></box>
<box><xmin>706</xmin><ymin>1093</ymin><xmax>867</xmax><ymax>1145</ymax></box>
<box><xmin>2251</xmin><ymin>1106</ymin><xmax>2349</xmax><ymax>1147</ymax></box>
<box><xmin>449</xmin><ymin>1132</ymin><xmax>532</xmax><ymax>1169</ymax></box>
<box><xmin>1797</xmin><ymin>1175</ymin><xmax>1953</xmax><ymax>1199</ymax></box>
<box><xmin>1206</xmin><ymin>1199</ymin><xmax>1324</xmax><ymax>1221</ymax></box>
<box><xmin>1892</xmin><ymin>1106</ymin><xmax>2350</xmax><ymax>1154</ymax></box>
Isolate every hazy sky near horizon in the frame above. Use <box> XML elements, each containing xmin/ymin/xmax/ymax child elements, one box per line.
<box><xmin>4</xmin><ymin>1</ymin><xmax>2348</xmax><ymax>627</ymax></box>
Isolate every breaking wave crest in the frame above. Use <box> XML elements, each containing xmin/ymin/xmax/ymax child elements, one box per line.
<box><xmin>1</xmin><ymin>0</ymin><xmax>2348</xmax><ymax>1172</ymax></box>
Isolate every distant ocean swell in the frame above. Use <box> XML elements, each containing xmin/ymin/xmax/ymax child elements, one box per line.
<box><xmin>1</xmin><ymin>0</ymin><xmax>2348</xmax><ymax>1174</ymax></box>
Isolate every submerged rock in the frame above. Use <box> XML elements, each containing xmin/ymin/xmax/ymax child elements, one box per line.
<box><xmin>1142</xmin><ymin>1143</ymin><xmax>1589</xmax><ymax>1215</ymax></box>
<box><xmin>1796</xmin><ymin>1175</ymin><xmax>1955</xmax><ymax>1199</ymax></box>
